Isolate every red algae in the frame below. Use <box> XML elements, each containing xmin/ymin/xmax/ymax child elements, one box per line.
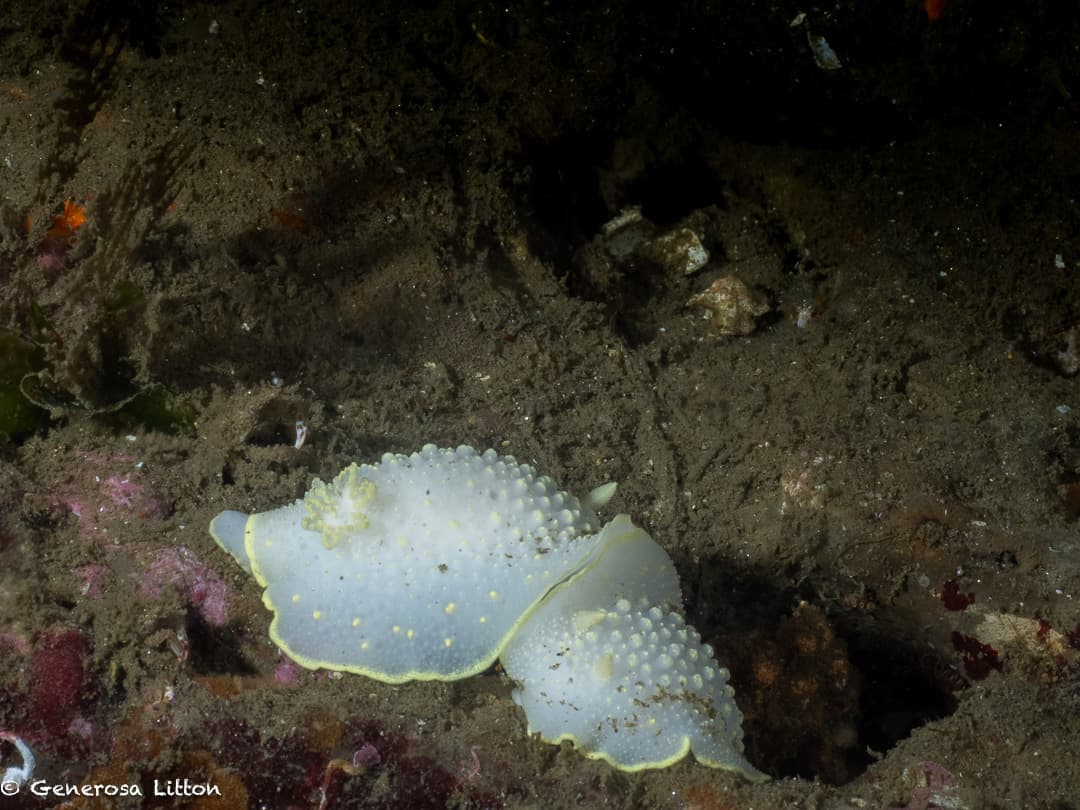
<box><xmin>939</xmin><ymin>580</ymin><xmax>975</xmax><ymax>611</ymax></box>
<box><xmin>27</xmin><ymin>629</ymin><xmax>96</xmax><ymax>746</ymax></box>
<box><xmin>950</xmin><ymin>631</ymin><xmax>1002</xmax><ymax>680</ymax></box>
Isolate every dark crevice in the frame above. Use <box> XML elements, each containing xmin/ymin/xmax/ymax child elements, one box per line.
<box><xmin>688</xmin><ymin>556</ymin><xmax>959</xmax><ymax>785</ymax></box>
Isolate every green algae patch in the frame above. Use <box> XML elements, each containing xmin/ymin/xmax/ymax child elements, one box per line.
<box><xmin>0</xmin><ymin>331</ymin><xmax>49</xmax><ymax>441</ymax></box>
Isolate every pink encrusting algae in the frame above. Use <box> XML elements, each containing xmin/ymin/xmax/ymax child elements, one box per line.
<box><xmin>138</xmin><ymin>546</ymin><xmax>232</xmax><ymax>627</ymax></box>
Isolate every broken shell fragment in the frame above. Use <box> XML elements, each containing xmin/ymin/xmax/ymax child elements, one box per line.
<box><xmin>688</xmin><ymin>275</ymin><xmax>769</xmax><ymax>336</ymax></box>
<box><xmin>641</xmin><ymin>227</ymin><xmax>709</xmax><ymax>276</ymax></box>
<box><xmin>807</xmin><ymin>32</ymin><xmax>842</xmax><ymax>70</ymax></box>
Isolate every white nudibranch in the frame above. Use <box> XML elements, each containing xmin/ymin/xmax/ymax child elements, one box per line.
<box><xmin>212</xmin><ymin>444</ymin><xmax>606</xmax><ymax>682</ymax></box>
<box><xmin>209</xmin><ymin>444</ymin><xmax>764</xmax><ymax>780</ymax></box>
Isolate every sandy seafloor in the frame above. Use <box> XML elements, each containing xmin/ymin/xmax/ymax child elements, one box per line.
<box><xmin>1</xmin><ymin>1</ymin><xmax>1079</xmax><ymax>808</ymax></box>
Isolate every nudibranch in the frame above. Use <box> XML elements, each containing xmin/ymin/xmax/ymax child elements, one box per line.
<box><xmin>210</xmin><ymin>444</ymin><xmax>764</xmax><ymax>780</ymax></box>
